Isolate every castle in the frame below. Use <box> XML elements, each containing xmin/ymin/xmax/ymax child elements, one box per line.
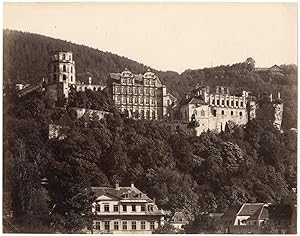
<box><xmin>16</xmin><ymin>50</ymin><xmax>283</xmax><ymax>135</ymax></box>
<box><xmin>171</xmin><ymin>85</ymin><xmax>283</xmax><ymax>136</ymax></box>
<box><xmin>107</xmin><ymin>68</ymin><xmax>177</xmax><ymax>120</ymax></box>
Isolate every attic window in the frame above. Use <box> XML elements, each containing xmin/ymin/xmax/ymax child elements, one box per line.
<box><xmin>123</xmin><ymin>193</ymin><xmax>129</xmax><ymax>198</ymax></box>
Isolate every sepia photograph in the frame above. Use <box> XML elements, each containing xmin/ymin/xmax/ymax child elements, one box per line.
<box><xmin>2</xmin><ymin>2</ymin><xmax>297</xmax><ymax>234</ymax></box>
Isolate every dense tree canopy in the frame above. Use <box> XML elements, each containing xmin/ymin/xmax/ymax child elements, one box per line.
<box><xmin>3</xmin><ymin>86</ymin><xmax>296</xmax><ymax>232</ymax></box>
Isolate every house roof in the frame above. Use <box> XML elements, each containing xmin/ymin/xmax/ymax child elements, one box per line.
<box><xmin>270</xmin><ymin>65</ymin><xmax>282</xmax><ymax>70</ymax></box>
<box><xmin>247</xmin><ymin>205</ymin><xmax>269</xmax><ymax>220</ymax></box>
<box><xmin>109</xmin><ymin>71</ymin><xmax>163</xmax><ymax>87</ymax></box>
<box><xmin>181</xmin><ymin>97</ymin><xmax>208</xmax><ymax>106</ymax></box>
<box><xmin>170</xmin><ymin>211</ymin><xmax>188</xmax><ymax>223</ymax></box>
<box><xmin>91</xmin><ymin>184</ymin><xmax>153</xmax><ymax>203</ymax></box>
<box><xmin>221</xmin><ymin>205</ymin><xmax>241</xmax><ymax>224</ymax></box>
<box><xmin>237</xmin><ymin>203</ymin><xmax>265</xmax><ymax>216</ymax></box>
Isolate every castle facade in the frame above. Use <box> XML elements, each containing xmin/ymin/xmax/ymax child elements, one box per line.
<box><xmin>172</xmin><ymin>85</ymin><xmax>283</xmax><ymax>136</ymax></box>
<box><xmin>107</xmin><ymin>68</ymin><xmax>176</xmax><ymax>120</ymax></box>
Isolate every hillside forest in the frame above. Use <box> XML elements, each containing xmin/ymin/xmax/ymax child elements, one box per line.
<box><xmin>3</xmin><ymin>29</ymin><xmax>297</xmax><ymax>129</ymax></box>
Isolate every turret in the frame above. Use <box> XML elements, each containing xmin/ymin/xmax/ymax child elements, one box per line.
<box><xmin>47</xmin><ymin>51</ymin><xmax>76</xmax><ymax>104</ymax></box>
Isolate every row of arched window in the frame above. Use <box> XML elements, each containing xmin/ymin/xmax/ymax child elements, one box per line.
<box><xmin>144</xmin><ymin>79</ymin><xmax>156</xmax><ymax>86</ymax></box>
<box><xmin>53</xmin><ymin>74</ymin><xmax>73</xmax><ymax>82</ymax></box>
<box><xmin>53</xmin><ymin>64</ymin><xmax>74</xmax><ymax>73</ymax></box>
<box><xmin>211</xmin><ymin>98</ymin><xmax>244</xmax><ymax>108</ymax></box>
<box><xmin>213</xmin><ymin>110</ymin><xmax>243</xmax><ymax>117</ymax></box>
<box><xmin>115</xmin><ymin>86</ymin><xmax>155</xmax><ymax>96</ymax></box>
<box><xmin>52</xmin><ymin>54</ymin><xmax>72</xmax><ymax>61</ymax></box>
<box><xmin>120</xmin><ymin>78</ymin><xmax>156</xmax><ymax>86</ymax></box>
<box><xmin>116</xmin><ymin>95</ymin><xmax>155</xmax><ymax>105</ymax></box>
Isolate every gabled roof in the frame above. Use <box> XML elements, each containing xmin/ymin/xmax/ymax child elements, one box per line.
<box><xmin>270</xmin><ymin>65</ymin><xmax>282</xmax><ymax>70</ymax></box>
<box><xmin>221</xmin><ymin>205</ymin><xmax>241</xmax><ymax>224</ymax></box>
<box><xmin>181</xmin><ymin>96</ymin><xmax>208</xmax><ymax>106</ymax></box>
<box><xmin>170</xmin><ymin>211</ymin><xmax>188</xmax><ymax>223</ymax></box>
<box><xmin>237</xmin><ymin>203</ymin><xmax>265</xmax><ymax>216</ymax></box>
<box><xmin>109</xmin><ymin>71</ymin><xmax>163</xmax><ymax>86</ymax></box>
<box><xmin>247</xmin><ymin>205</ymin><xmax>268</xmax><ymax>220</ymax></box>
<box><xmin>91</xmin><ymin>185</ymin><xmax>152</xmax><ymax>202</ymax></box>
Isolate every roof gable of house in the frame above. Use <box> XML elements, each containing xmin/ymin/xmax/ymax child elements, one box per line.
<box><xmin>221</xmin><ymin>205</ymin><xmax>241</xmax><ymax>224</ymax></box>
<box><xmin>91</xmin><ymin>186</ymin><xmax>152</xmax><ymax>202</ymax></box>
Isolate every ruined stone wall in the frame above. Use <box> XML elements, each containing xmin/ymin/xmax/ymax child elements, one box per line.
<box><xmin>70</xmin><ymin>108</ymin><xmax>110</xmax><ymax>121</ymax></box>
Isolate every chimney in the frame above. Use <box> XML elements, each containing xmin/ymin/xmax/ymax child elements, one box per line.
<box><xmin>278</xmin><ymin>91</ymin><xmax>281</xmax><ymax>100</ymax></box>
<box><xmin>88</xmin><ymin>77</ymin><xmax>92</xmax><ymax>85</ymax></box>
<box><xmin>115</xmin><ymin>181</ymin><xmax>120</xmax><ymax>190</ymax></box>
<box><xmin>270</xmin><ymin>93</ymin><xmax>273</xmax><ymax>102</ymax></box>
<box><xmin>216</xmin><ymin>86</ymin><xmax>220</xmax><ymax>94</ymax></box>
<box><xmin>131</xmin><ymin>182</ymin><xmax>135</xmax><ymax>189</ymax></box>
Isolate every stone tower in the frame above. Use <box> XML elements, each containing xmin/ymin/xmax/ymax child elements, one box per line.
<box><xmin>47</xmin><ymin>51</ymin><xmax>76</xmax><ymax>104</ymax></box>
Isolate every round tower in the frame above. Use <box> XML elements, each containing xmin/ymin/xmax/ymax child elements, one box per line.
<box><xmin>47</xmin><ymin>51</ymin><xmax>76</xmax><ymax>103</ymax></box>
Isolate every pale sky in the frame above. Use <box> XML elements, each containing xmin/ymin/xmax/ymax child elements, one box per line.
<box><xmin>3</xmin><ymin>2</ymin><xmax>298</xmax><ymax>73</ymax></box>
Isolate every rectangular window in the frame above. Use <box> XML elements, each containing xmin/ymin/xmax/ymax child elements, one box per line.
<box><xmin>141</xmin><ymin>221</ymin><xmax>146</xmax><ymax>230</ymax></box>
<box><xmin>222</xmin><ymin>100</ymin><xmax>224</xmax><ymax>105</ymax></box>
<box><xmin>213</xmin><ymin>110</ymin><xmax>217</xmax><ymax>117</ymax></box>
<box><xmin>227</xmin><ymin>100</ymin><xmax>229</xmax><ymax>106</ymax></box>
<box><xmin>241</xmin><ymin>102</ymin><xmax>244</xmax><ymax>107</ymax></box>
<box><xmin>114</xmin><ymin>205</ymin><xmax>118</xmax><ymax>212</ymax></box>
<box><xmin>150</xmin><ymin>221</ymin><xmax>155</xmax><ymax>230</ymax></box>
<box><xmin>221</xmin><ymin>110</ymin><xmax>224</xmax><ymax>115</ymax></box>
<box><xmin>123</xmin><ymin>205</ymin><xmax>127</xmax><ymax>212</ymax></box>
<box><xmin>95</xmin><ymin>205</ymin><xmax>100</xmax><ymax>212</ymax></box>
<box><xmin>122</xmin><ymin>221</ymin><xmax>127</xmax><ymax>230</ymax></box>
<box><xmin>236</xmin><ymin>101</ymin><xmax>239</xmax><ymax>107</ymax></box>
<box><xmin>132</xmin><ymin>205</ymin><xmax>136</xmax><ymax>212</ymax></box>
<box><xmin>104</xmin><ymin>205</ymin><xmax>109</xmax><ymax>212</ymax></box>
<box><xmin>212</xmin><ymin>99</ymin><xmax>215</xmax><ymax>105</ymax></box>
<box><xmin>231</xmin><ymin>111</ymin><xmax>234</xmax><ymax>116</ymax></box>
<box><xmin>150</xmin><ymin>89</ymin><xmax>154</xmax><ymax>96</ymax></box>
<box><xmin>104</xmin><ymin>221</ymin><xmax>110</xmax><ymax>231</ymax></box>
<box><xmin>231</xmin><ymin>101</ymin><xmax>234</xmax><ymax>106</ymax></box>
<box><xmin>217</xmin><ymin>100</ymin><xmax>219</xmax><ymax>105</ymax></box>
<box><xmin>114</xmin><ymin>221</ymin><xmax>119</xmax><ymax>230</ymax></box>
<box><xmin>141</xmin><ymin>205</ymin><xmax>146</xmax><ymax>211</ymax></box>
<box><xmin>95</xmin><ymin>221</ymin><xmax>101</xmax><ymax>230</ymax></box>
<box><xmin>132</xmin><ymin>221</ymin><xmax>137</xmax><ymax>230</ymax></box>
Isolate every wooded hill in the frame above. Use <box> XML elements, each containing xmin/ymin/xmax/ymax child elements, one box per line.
<box><xmin>3</xmin><ymin>29</ymin><xmax>297</xmax><ymax>129</ymax></box>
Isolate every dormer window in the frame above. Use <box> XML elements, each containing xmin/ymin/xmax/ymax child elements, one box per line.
<box><xmin>123</xmin><ymin>193</ymin><xmax>129</xmax><ymax>198</ymax></box>
<box><xmin>62</xmin><ymin>54</ymin><xmax>65</xmax><ymax>60</ymax></box>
